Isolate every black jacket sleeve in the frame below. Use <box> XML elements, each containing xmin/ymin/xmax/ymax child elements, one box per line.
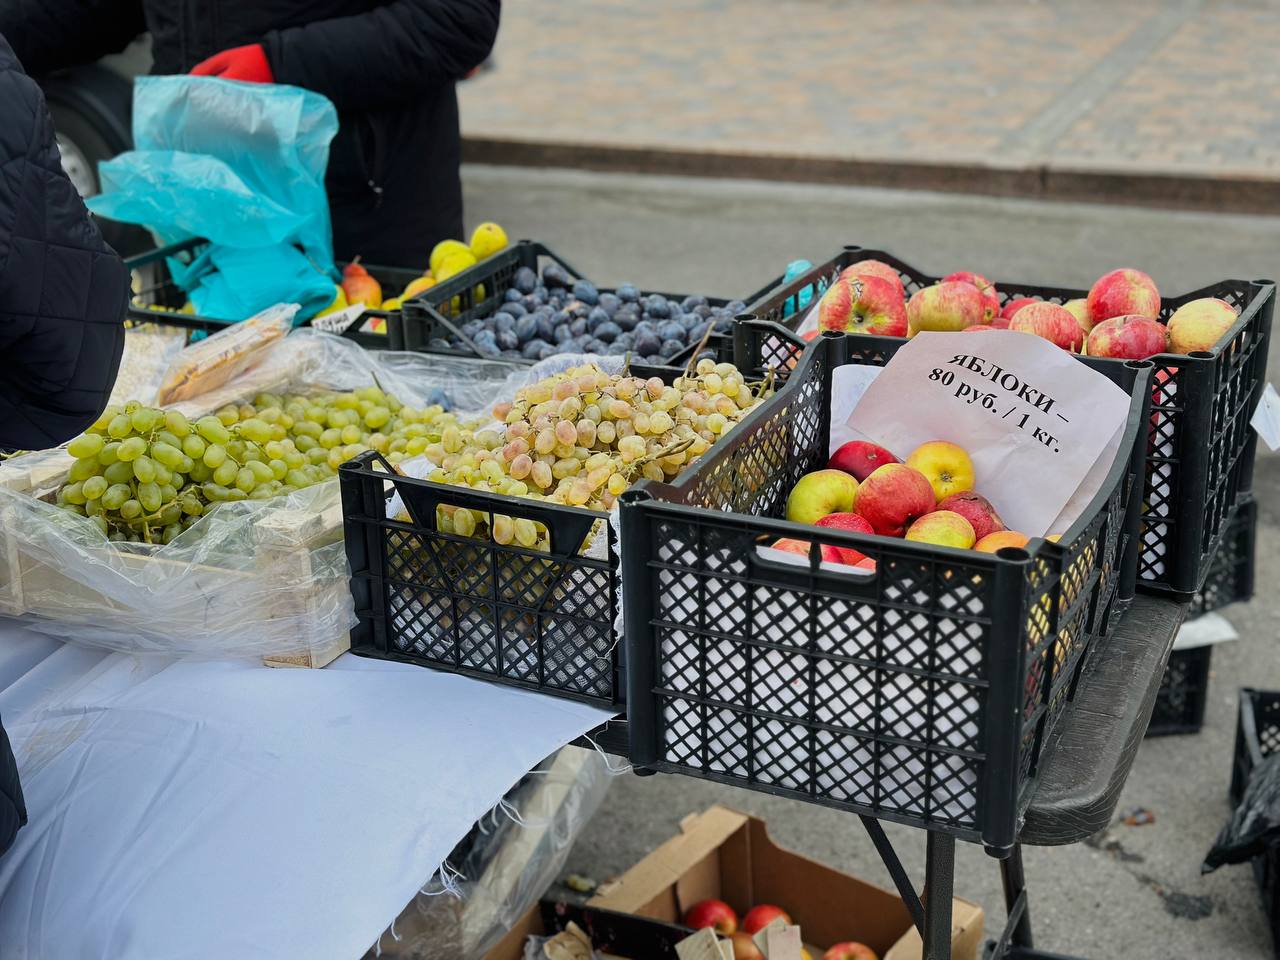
<box><xmin>263</xmin><ymin>0</ymin><xmax>500</xmax><ymax>112</ymax></box>
<box><xmin>0</xmin><ymin>0</ymin><xmax>145</xmax><ymax>75</ymax></box>
<box><xmin>0</xmin><ymin>716</ymin><xmax>25</xmax><ymax>858</ymax></box>
<box><xmin>0</xmin><ymin>34</ymin><xmax>129</xmax><ymax>453</ymax></box>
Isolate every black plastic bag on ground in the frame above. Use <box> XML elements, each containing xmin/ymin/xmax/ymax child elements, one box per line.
<box><xmin>1204</xmin><ymin>752</ymin><xmax>1280</xmax><ymax>871</ymax></box>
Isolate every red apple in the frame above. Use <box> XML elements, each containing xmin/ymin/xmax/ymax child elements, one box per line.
<box><xmin>818</xmin><ymin>274</ymin><xmax>907</xmax><ymax>337</ymax></box>
<box><xmin>840</xmin><ymin>259</ymin><xmax>905</xmax><ymax>300</ymax></box>
<box><xmin>1009</xmin><ymin>302</ymin><xmax>1084</xmax><ymax>352</ymax></box>
<box><xmin>815</xmin><ymin>512</ymin><xmax>875</xmax><ymax>564</ymax></box>
<box><xmin>823</xmin><ymin>943</ymin><xmax>879</xmax><ymax>960</ymax></box>
<box><xmin>853</xmin><ymin>463</ymin><xmax>936</xmax><ymax>537</ymax></box>
<box><xmin>1000</xmin><ymin>296</ymin><xmax>1039</xmax><ymax>322</ymax></box>
<box><xmin>771</xmin><ymin>537</ymin><xmax>844</xmax><ymax>565</ymax></box>
<box><xmin>684</xmin><ymin>899</ymin><xmax>738</xmax><ymax>935</ymax></box>
<box><xmin>786</xmin><ymin>469</ymin><xmax>859</xmax><ymax>525</ymax></box>
<box><xmin>1087</xmin><ymin>268</ymin><xmax>1160</xmax><ymax>323</ymax></box>
<box><xmin>961</xmin><ymin>324</ymin><xmax>996</xmax><ymax>333</ymax></box>
<box><xmin>938</xmin><ymin>491</ymin><xmax>1005</xmax><ymax>541</ymax></box>
<box><xmin>907</xmin><ymin>281</ymin><xmax>985</xmax><ymax>334</ymax></box>
<box><xmin>828</xmin><ymin>440</ymin><xmax>900</xmax><ymax>481</ymax></box>
<box><xmin>975</xmin><ymin>530</ymin><xmax>1030</xmax><ymax>553</ymax></box>
<box><xmin>1167</xmin><ymin>297</ymin><xmax>1237</xmax><ymax>354</ymax></box>
<box><xmin>1086</xmin><ymin>315</ymin><xmax>1169</xmax><ymax>360</ymax></box>
<box><xmin>742</xmin><ymin>905</ymin><xmax>791</xmax><ymax>936</ymax></box>
<box><xmin>942</xmin><ymin>270</ymin><xmax>1000</xmax><ymax>323</ymax></box>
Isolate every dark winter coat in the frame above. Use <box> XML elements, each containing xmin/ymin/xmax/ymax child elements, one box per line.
<box><xmin>0</xmin><ymin>0</ymin><xmax>502</xmax><ymax>268</ymax></box>
<box><xmin>0</xmin><ymin>34</ymin><xmax>129</xmax><ymax>456</ymax></box>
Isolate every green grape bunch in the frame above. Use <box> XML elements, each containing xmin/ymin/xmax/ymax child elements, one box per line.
<box><xmin>56</xmin><ymin>386</ymin><xmax>465</xmax><ymax>545</ymax></box>
<box><xmin>422</xmin><ymin>359</ymin><xmax>775</xmax><ymax>547</ymax></box>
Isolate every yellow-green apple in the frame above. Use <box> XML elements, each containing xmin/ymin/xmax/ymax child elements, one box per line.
<box><xmin>1009</xmin><ymin>302</ymin><xmax>1083</xmax><ymax>352</ymax></box>
<box><xmin>974</xmin><ymin>530</ymin><xmax>1029</xmax><ymax>553</ymax></box>
<box><xmin>771</xmin><ymin>537</ymin><xmax>844</xmax><ymax>564</ymax></box>
<box><xmin>828</xmin><ymin>439</ymin><xmax>900</xmax><ymax>481</ymax></box>
<box><xmin>840</xmin><ymin>259</ymin><xmax>905</xmax><ymax>300</ymax></box>
<box><xmin>905</xmin><ymin>510</ymin><xmax>976</xmax><ymax>549</ymax></box>
<box><xmin>999</xmin><ymin>297</ymin><xmax>1038</xmax><ymax>326</ymax></box>
<box><xmin>684</xmin><ymin>899</ymin><xmax>738</xmax><ymax>934</ymax></box>
<box><xmin>1167</xmin><ymin>297</ymin><xmax>1237</xmax><ymax>354</ymax></box>
<box><xmin>815</xmin><ymin>511</ymin><xmax>875</xmax><ymax>563</ymax></box>
<box><xmin>907</xmin><ymin>281</ymin><xmax>985</xmax><ymax>334</ymax></box>
<box><xmin>938</xmin><ymin>491</ymin><xmax>1005</xmax><ymax>541</ymax></box>
<box><xmin>1087</xmin><ymin>268</ymin><xmax>1160</xmax><ymax>322</ymax></box>
<box><xmin>786</xmin><ymin>469</ymin><xmax>859</xmax><ymax>524</ymax></box>
<box><xmin>1063</xmin><ymin>297</ymin><xmax>1093</xmax><ymax>334</ymax></box>
<box><xmin>818</xmin><ymin>275</ymin><xmax>908</xmax><ymax>337</ymax></box>
<box><xmin>943</xmin><ymin>270</ymin><xmax>1000</xmax><ymax>323</ymax></box>
<box><xmin>905</xmin><ymin>440</ymin><xmax>975</xmax><ymax>501</ymax></box>
<box><xmin>1086</xmin><ymin>315</ymin><xmax>1169</xmax><ymax>359</ymax></box>
<box><xmin>823</xmin><ymin>943</ymin><xmax>878</xmax><ymax>960</ymax></box>
<box><xmin>741</xmin><ymin>905</ymin><xmax>791</xmax><ymax>935</ymax></box>
<box><xmin>853</xmin><ymin>463</ymin><xmax>936</xmax><ymax>537</ymax></box>
<box><xmin>730</xmin><ymin>932</ymin><xmax>764</xmax><ymax>960</ymax></box>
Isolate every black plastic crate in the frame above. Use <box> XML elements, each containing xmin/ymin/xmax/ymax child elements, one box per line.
<box><xmin>402</xmin><ymin>240</ymin><xmax>777</xmax><ymax>367</ymax></box>
<box><xmin>619</xmin><ymin>331</ymin><xmax>1152</xmax><ymax>854</ymax></box>
<box><xmin>1145</xmin><ymin>495</ymin><xmax>1256</xmax><ymax>737</ymax></box>
<box><xmin>339</xmin><ymin>360</ymin><xmax>680</xmax><ymax>708</ymax></box>
<box><xmin>125</xmin><ymin>238</ymin><xmax>421</xmax><ymax>349</ymax></box>
<box><xmin>740</xmin><ymin>245</ymin><xmax>1276</xmax><ymax>599</ymax></box>
<box><xmin>1231</xmin><ymin>688</ymin><xmax>1280</xmax><ymax>956</ymax></box>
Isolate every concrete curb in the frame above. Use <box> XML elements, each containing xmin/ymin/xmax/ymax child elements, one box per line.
<box><xmin>462</xmin><ymin>137</ymin><xmax>1280</xmax><ymax>216</ymax></box>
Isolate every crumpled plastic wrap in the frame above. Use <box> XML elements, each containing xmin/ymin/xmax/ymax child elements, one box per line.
<box><xmin>0</xmin><ymin>330</ymin><xmax>527</xmax><ymax>661</ymax></box>
<box><xmin>364</xmin><ymin>745</ymin><xmax>617</xmax><ymax>960</ymax></box>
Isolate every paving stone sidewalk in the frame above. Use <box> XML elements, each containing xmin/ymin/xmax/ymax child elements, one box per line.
<box><xmin>460</xmin><ymin>0</ymin><xmax>1280</xmax><ymax>210</ymax></box>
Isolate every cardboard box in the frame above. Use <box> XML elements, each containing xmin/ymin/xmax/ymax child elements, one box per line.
<box><xmin>485</xmin><ymin>901</ymin><xmax>691</xmax><ymax>960</ymax></box>
<box><xmin>586</xmin><ymin>805</ymin><xmax>984</xmax><ymax>960</ymax></box>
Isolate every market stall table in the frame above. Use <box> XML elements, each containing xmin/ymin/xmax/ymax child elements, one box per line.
<box><xmin>0</xmin><ymin>619</ymin><xmax>615</xmax><ymax>959</ymax></box>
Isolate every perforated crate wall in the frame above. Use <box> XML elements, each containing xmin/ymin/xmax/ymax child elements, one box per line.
<box><xmin>621</xmin><ymin>335</ymin><xmax>1150</xmax><ymax>852</ymax></box>
<box><xmin>739</xmin><ymin>246</ymin><xmax>1275</xmax><ymax>596</ymax></box>
<box><xmin>340</xmin><ymin>454</ymin><xmax>623</xmax><ymax>707</ymax></box>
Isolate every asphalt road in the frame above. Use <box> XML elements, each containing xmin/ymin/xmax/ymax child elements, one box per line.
<box><xmin>463</xmin><ymin>165</ymin><xmax>1280</xmax><ymax>960</ymax></box>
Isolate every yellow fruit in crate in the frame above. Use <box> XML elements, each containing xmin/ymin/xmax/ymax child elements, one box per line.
<box><xmin>401</xmin><ymin>275</ymin><xmax>436</xmax><ymax>300</ymax></box>
<box><xmin>429</xmin><ymin>239</ymin><xmax>471</xmax><ymax>276</ymax></box>
<box><xmin>435</xmin><ymin>251</ymin><xmax>478</xmax><ymax>283</ymax></box>
<box><xmin>180</xmin><ymin>301</ymin><xmax>195</xmax><ymax>314</ymax></box>
<box><xmin>315</xmin><ymin>285</ymin><xmax>348</xmax><ymax>318</ymax></box>
<box><xmin>382</xmin><ymin>297</ymin><xmax>403</xmax><ymax>311</ymax></box>
<box><xmin>469</xmin><ymin>222</ymin><xmax>508</xmax><ymax>260</ymax></box>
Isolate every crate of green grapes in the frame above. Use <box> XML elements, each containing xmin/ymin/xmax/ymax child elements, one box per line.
<box><xmin>0</xmin><ymin>383</ymin><xmax>481</xmax><ymax>669</ymax></box>
<box><xmin>340</xmin><ymin>356</ymin><xmax>777</xmax><ymax>705</ymax></box>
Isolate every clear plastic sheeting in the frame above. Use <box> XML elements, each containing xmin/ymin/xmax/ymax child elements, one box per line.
<box><xmin>364</xmin><ymin>745</ymin><xmax>615</xmax><ymax>960</ymax></box>
<box><xmin>0</xmin><ymin>480</ymin><xmax>350</xmax><ymax>660</ymax></box>
<box><xmin>0</xmin><ymin>329</ymin><xmax>528</xmax><ymax>661</ymax></box>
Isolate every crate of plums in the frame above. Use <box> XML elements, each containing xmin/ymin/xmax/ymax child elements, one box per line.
<box><xmin>619</xmin><ymin>329</ymin><xmax>1154</xmax><ymax>853</ymax></box>
<box><xmin>738</xmin><ymin>245</ymin><xmax>1275</xmax><ymax>598</ymax></box>
<box><xmin>400</xmin><ymin>241</ymin><xmax>764</xmax><ymax>368</ymax></box>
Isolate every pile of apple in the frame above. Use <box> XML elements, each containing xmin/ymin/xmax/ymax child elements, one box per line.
<box><xmin>816</xmin><ymin>259</ymin><xmax>1240</xmax><ymax>359</ymax></box>
<box><xmin>776</xmin><ymin>439</ymin><xmax>1031</xmax><ymax>563</ymax></box>
<box><xmin>685</xmin><ymin>898</ymin><xmax>876</xmax><ymax>960</ymax></box>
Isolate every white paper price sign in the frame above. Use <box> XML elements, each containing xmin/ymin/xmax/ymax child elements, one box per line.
<box><xmin>836</xmin><ymin>330</ymin><xmax>1132</xmax><ymax>536</ymax></box>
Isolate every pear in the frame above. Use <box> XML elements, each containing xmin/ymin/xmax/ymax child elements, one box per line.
<box><xmin>341</xmin><ymin>259</ymin><xmax>382</xmax><ymax>308</ymax></box>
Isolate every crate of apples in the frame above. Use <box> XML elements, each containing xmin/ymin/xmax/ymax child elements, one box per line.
<box><xmin>776</xmin><ymin>439</ymin><xmax>1032</xmax><ymax>564</ymax></box>
<box><xmin>817</xmin><ymin>259</ymin><xmax>1240</xmax><ymax>359</ymax></box>
<box><xmin>683</xmin><ymin>899</ymin><xmax>877</xmax><ymax>960</ymax></box>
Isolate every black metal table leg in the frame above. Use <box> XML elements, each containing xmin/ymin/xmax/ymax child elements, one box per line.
<box><xmin>923</xmin><ymin>832</ymin><xmax>956</xmax><ymax>960</ymax></box>
<box><xmin>1000</xmin><ymin>845</ymin><xmax>1034</xmax><ymax>950</ymax></box>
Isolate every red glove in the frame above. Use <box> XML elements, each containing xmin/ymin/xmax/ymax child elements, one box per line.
<box><xmin>190</xmin><ymin>44</ymin><xmax>273</xmax><ymax>83</ymax></box>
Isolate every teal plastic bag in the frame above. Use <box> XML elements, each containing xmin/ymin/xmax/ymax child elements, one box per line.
<box><xmin>88</xmin><ymin>76</ymin><xmax>339</xmax><ymax>320</ymax></box>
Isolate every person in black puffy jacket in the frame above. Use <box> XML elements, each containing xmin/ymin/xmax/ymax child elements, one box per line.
<box><xmin>0</xmin><ymin>0</ymin><xmax>501</xmax><ymax>269</ymax></box>
<box><xmin>0</xmin><ymin>32</ymin><xmax>131</xmax><ymax>856</ymax></box>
